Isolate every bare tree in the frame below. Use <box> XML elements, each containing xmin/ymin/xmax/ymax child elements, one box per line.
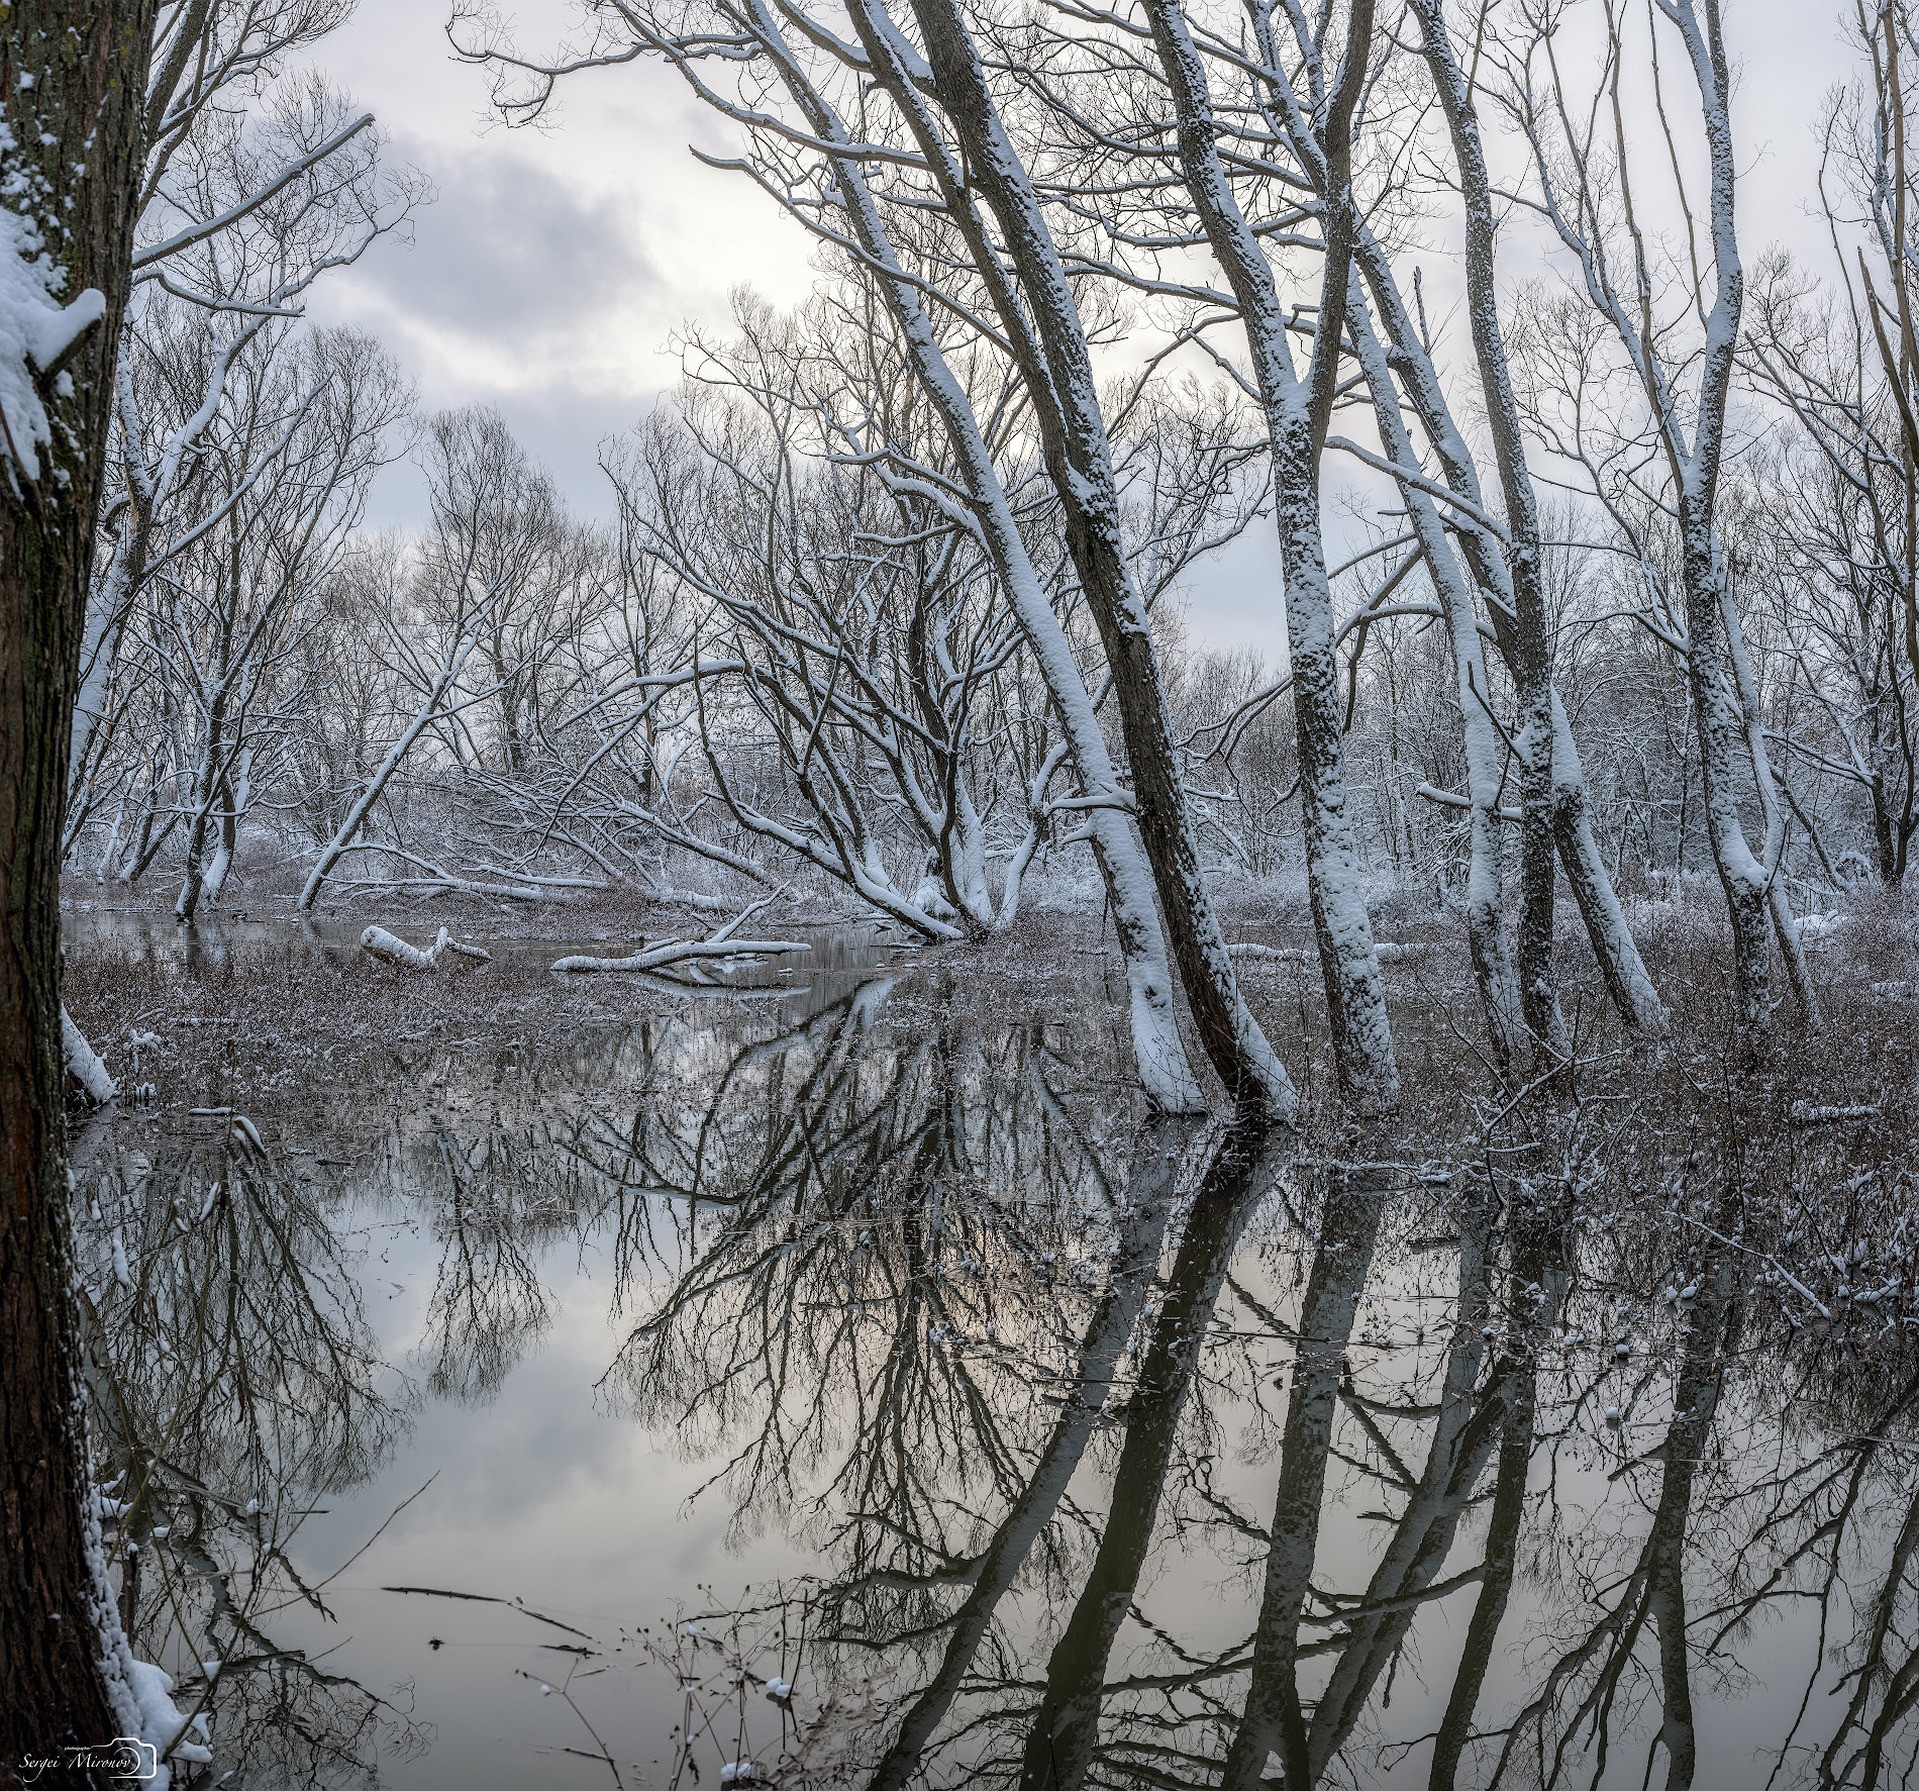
<box><xmin>1491</xmin><ymin>0</ymin><xmax>1816</xmax><ymax>1024</ymax></box>
<box><xmin>298</xmin><ymin>411</ymin><xmax>566</xmax><ymax>910</ymax></box>
<box><xmin>453</xmin><ymin>0</ymin><xmax>1293</xmax><ymax>1119</ymax></box>
<box><xmin>1742</xmin><ymin>2</ymin><xmax>1919</xmax><ymax>889</ymax></box>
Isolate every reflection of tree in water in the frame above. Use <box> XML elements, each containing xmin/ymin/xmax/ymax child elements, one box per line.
<box><xmin>603</xmin><ymin>985</ymin><xmax>1160</xmax><ymax>1560</ymax></box>
<box><xmin>73</xmin><ymin>983</ymin><xmax>1919</xmax><ymax>1787</ymax></box>
<box><xmin>413</xmin><ymin>1120</ymin><xmax>560</xmax><ymax>1404</ymax></box>
<box><xmin>71</xmin><ymin>1108</ymin><xmax>421</xmax><ymax>1787</ymax></box>
<box><xmin>598</xmin><ymin>1026</ymin><xmax>1919</xmax><ymax>1789</ymax></box>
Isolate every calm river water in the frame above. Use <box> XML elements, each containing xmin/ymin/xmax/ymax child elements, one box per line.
<box><xmin>65</xmin><ymin>918</ymin><xmax>1919</xmax><ymax>1788</ymax></box>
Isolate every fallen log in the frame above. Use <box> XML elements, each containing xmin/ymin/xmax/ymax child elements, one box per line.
<box><xmin>551</xmin><ymin>938</ymin><xmax>804</xmax><ymax>980</ymax></box>
<box><xmin>551</xmin><ymin>892</ymin><xmax>804</xmax><ymax>984</ymax></box>
<box><xmin>62</xmin><ymin>1008</ymin><xmax>118</xmax><ymax>1105</ymax></box>
<box><xmin>361</xmin><ymin>925</ymin><xmax>492</xmax><ymax>970</ymax></box>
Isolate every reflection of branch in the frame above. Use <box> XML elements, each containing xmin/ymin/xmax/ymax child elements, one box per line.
<box><xmin>73</xmin><ymin>1112</ymin><xmax>418</xmax><ymax>1782</ymax></box>
<box><xmin>382</xmin><ymin>1583</ymin><xmax>593</xmax><ymax>1641</ymax></box>
<box><xmin>1489</xmin><ymin>1254</ymin><xmax>1740</xmax><ymax>1791</ymax></box>
<box><xmin>1222</xmin><ymin>1163</ymin><xmax>1394</xmax><ymax>1791</ymax></box>
<box><xmin>1432</xmin><ymin>1257</ymin><xmax>1558</xmax><ymax>1786</ymax></box>
<box><xmin>1307</xmin><ymin>1220</ymin><xmax>1511</xmax><ymax>1776</ymax></box>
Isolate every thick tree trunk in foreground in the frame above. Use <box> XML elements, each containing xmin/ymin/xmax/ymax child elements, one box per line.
<box><xmin>2</xmin><ymin>1</ymin><xmax>159</xmax><ymax>1775</ymax></box>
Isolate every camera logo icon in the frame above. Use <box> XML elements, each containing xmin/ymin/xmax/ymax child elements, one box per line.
<box><xmin>107</xmin><ymin>1737</ymin><xmax>160</xmax><ymax>1780</ymax></box>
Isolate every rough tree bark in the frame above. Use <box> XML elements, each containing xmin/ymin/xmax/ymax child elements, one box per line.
<box><xmin>1409</xmin><ymin>0</ymin><xmax>1570</xmax><ymax>1063</ymax></box>
<box><xmin>1346</xmin><ymin>211</ymin><xmax>1668</xmax><ymax>1035</ymax></box>
<box><xmin>2</xmin><ymin>0</ymin><xmax>162</xmax><ymax>1775</ymax></box>
<box><xmin>1345</xmin><ymin>304</ymin><xmax>1523</xmax><ymax>1063</ymax></box>
<box><xmin>678</xmin><ymin>0</ymin><xmax>1214</xmax><ymax>1115</ymax></box>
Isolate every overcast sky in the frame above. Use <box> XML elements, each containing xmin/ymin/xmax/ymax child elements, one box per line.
<box><xmin>303</xmin><ymin>0</ymin><xmax>1864</xmax><ymax>658</ymax></box>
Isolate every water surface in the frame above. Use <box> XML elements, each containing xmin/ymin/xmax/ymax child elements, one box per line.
<box><xmin>70</xmin><ymin>920</ymin><xmax>1919</xmax><ymax>1788</ymax></box>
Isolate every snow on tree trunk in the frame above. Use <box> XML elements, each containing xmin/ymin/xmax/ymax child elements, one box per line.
<box><xmin>1679</xmin><ymin>517</ymin><xmax>1778</xmax><ymax>1023</ymax></box>
<box><xmin>728</xmin><ymin>0</ymin><xmax>1214</xmax><ymax>1115</ymax></box>
<box><xmin>1548</xmin><ymin>695</ymin><xmax>1668</xmax><ymax>1034</ymax></box>
<box><xmin>863</xmin><ymin>0</ymin><xmax>1294</xmax><ymax>1116</ymax></box>
<box><xmin>1</xmin><ymin>0</ymin><xmax>173</xmax><ymax>1764</ymax></box>
<box><xmin>1408</xmin><ymin>0</ymin><xmax>1569</xmax><ymax>1065</ymax></box>
<box><xmin>1349</xmin><ymin>207</ymin><xmax>1665</xmax><ymax>1034</ymax></box>
<box><xmin>1133</xmin><ymin>0</ymin><xmax>1398</xmax><ymax>1108</ymax></box>
<box><xmin>1348</xmin><ymin>305</ymin><xmax>1522</xmax><ymax>1064</ymax></box>
<box><xmin>201</xmin><ymin>744</ymin><xmax>250</xmax><ymax>907</ymax></box>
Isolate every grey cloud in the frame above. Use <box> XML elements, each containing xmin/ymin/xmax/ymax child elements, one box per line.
<box><xmin>348</xmin><ymin>132</ymin><xmax>657</xmax><ymax>343</ymax></box>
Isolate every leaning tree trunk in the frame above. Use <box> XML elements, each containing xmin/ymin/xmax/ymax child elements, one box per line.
<box><xmin>1348</xmin><ymin>305</ymin><xmax>1522</xmax><ymax>1064</ymax></box>
<box><xmin>1350</xmin><ymin>214</ymin><xmax>1666</xmax><ymax>1034</ymax></box>
<box><xmin>737</xmin><ymin>0</ymin><xmax>1212</xmax><ymax>1116</ymax></box>
<box><xmin>2</xmin><ymin>2</ymin><xmax>161</xmax><ymax>1775</ymax></box>
<box><xmin>1410</xmin><ymin>0</ymin><xmax>1569</xmax><ymax>1065</ymax></box>
<box><xmin>894</xmin><ymin>0</ymin><xmax>1297</xmax><ymax>1117</ymax></box>
<box><xmin>1135</xmin><ymin>0</ymin><xmax>1399</xmax><ymax>1110</ymax></box>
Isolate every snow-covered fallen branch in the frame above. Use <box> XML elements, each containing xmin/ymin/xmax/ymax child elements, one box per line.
<box><xmin>552</xmin><ymin>894</ymin><xmax>804</xmax><ymax>984</ymax></box>
<box><xmin>551</xmin><ymin>938</ymin><xmax>808</xmax><ymax>980</ymax></box>
<box><xmin>1789</xmin><ymin>1101</ymin><xmax>1883</xmax><ymax>1126</ymax></box>
<box><xmin>327</xmin><ymin>844</ymin><xmax>549</xmax><ymax>901</ymax></box>
<box><xmin>360</xmin><ymin>925</ymin><xmax>492</xmax><ymax>971</ymax></box>
<box><xmin>63</xmin><ymin>1008</ymin><xmax>118</xmax><ymax>1105</ymax></box>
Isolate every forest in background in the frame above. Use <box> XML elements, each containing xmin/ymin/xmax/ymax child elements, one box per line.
<box><xmin>43</xmin><ymin>0</ymin><xmax>1919</xmax><ymax>1120</ymax></box>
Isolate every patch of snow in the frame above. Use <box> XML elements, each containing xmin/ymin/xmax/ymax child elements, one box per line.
<box><xmin>124</xmin><ymin>1659</ymin><xmax>213</xmax><ymax>1774</ymax></box>
<box><xmin>0</xmin><ymin>190</ymin><xmax>104</xmax><ymax>481</ymax></box>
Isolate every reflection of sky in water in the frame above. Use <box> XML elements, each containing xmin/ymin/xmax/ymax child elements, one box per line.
<box><xmin>68</xmin><ymin>919</ymin><xmax>1919</xmax><ymax>1788</ymax></box>
<box><xmin>287</xmin><ymin>1226</ymin><xmax>801</xmax><ymax>1787</ymax></box>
